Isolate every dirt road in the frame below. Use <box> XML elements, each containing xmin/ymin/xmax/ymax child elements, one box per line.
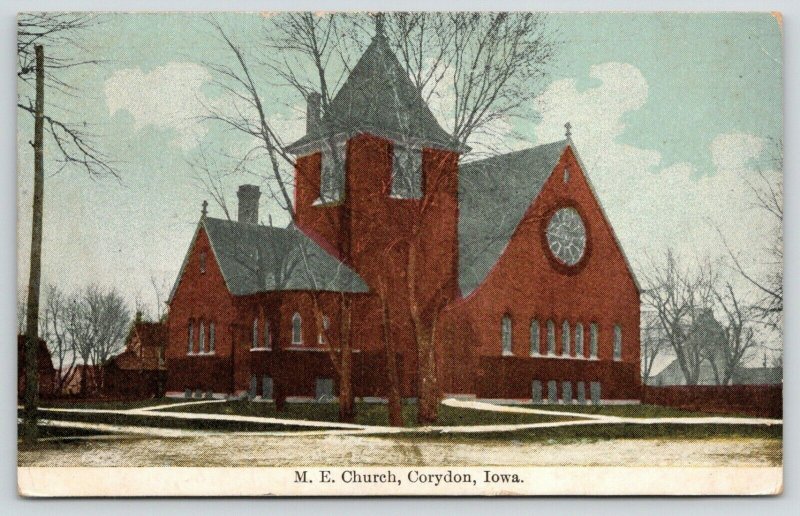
<box><xmin>19</xmin><ymin>433</ymin><xmax>782</xmax><ymax>467</ymax></box>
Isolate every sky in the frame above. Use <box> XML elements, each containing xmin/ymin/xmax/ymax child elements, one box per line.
<box><xmin>17</xmin><ymin>13</ymin><xmax>783</xmax><ymax>352</ymax></box>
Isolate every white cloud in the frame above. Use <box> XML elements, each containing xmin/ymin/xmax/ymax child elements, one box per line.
<box><xmin>531</xmin><ymin>62</ymin><xmax>779</xmax><ymax>277</ymax></box>
<box><xmin>105</xmin><ymin>62</ymin><xmax>213</xmax><ymax>149</ymax></box>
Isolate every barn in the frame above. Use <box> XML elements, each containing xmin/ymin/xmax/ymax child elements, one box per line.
<box><xmin>164</xmin><ymin>24</ymin><xmax>641</xmax><ymax>404</ymax></box>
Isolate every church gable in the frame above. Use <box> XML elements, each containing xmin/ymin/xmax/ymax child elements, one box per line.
<box><xmin>459</xmin><ymin>139</ymin><xmax>639</xmax><ymax>299</ymax></box>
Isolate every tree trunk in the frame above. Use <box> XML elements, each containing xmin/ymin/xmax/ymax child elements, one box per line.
<box><xmin>380</xmin><ymin>290</ymin><xmax>404</xmax><ymax>427</ymax></box>
<box><xmin>416</xmin><ymin>323</ymin><xmax>439</xmax><ymax>424</ymax></box>
<box><xmin>338</xmin><ymin>297</ymin><xmax>354</xmax><ymax>423</ymax></box>
<box><xmin>406</xmin><ymin>241</ymin><xmax>439</xmax><ymax>424</ymax></box>
<box><xmin>23</xmin><ymin>44</ymin><xmax>45</xmax><ymax>445</ymax></box>
<box><xmin>272</xmin><ymin>312</ymin><xmax>286</xmax><ymax>411</ymax></box>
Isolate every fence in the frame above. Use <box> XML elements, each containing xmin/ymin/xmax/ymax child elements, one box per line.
<box><xmin>642</xmin><ymin>384</ymin><xmax>782</xmax><ymax>418</ymax></box>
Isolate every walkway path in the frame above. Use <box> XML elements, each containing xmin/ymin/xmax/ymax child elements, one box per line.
<box><xmin>441</xmin><ymin>398</ymin><xmax>783</xmax><ymax>426</ymax></box>
<box><xmin>29</xmin><ymin>397</ymin><xmax>781</xmax><ymax>440</ymax></box>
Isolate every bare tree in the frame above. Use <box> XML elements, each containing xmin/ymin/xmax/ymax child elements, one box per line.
<box><xmin>40</xmin><ymin>285</ymin><xmax>78</xmax><ymax>395</ymax></box>
<box><xmin>642</xmin><ymin>250</ymin><xmax>718</xmax><ymax>385</ymax></box>
<box><xmin>18</xmin><ymin>13</ymin><xmax>118</xmax><ymax>442</ymax></box>
<box><xmin>713</xmin><ymin>282</ymin><xmax>759</xmax><ymax>385</ymax></box>
<box><xmin>84</xmin><ymin>285</ymin><xmax>132</xmax><ymax>389</ymax></box>
<box><xmin>66</xmin><ymin>284</ymin><xmax>131</xmax><ymax>394</ymax></box>
<box><xmin>720</xmin><ymin>138</ymin><xmax>782</xmax><ymax>329</ymax></box>
<box><xmin>640</xmin><ymin>309</ymin><xmax>668</xmax><ymax>384</ymax></box>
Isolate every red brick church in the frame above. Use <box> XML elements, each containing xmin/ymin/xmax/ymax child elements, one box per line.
<box><xmin>165</xmin><ymin>26</ymin><xmax>641</xmax><ymax>404</ymax></box>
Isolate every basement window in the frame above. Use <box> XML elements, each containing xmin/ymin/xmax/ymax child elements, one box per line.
<box><xmin>391</xmin><ymin>144</ymin><xmax>422</xmax><ymax>199</ymax></box>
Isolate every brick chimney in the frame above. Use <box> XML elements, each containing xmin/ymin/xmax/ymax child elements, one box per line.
<box><xmin>306</xmin><ymin>92</ymin><xmax>321</xmax><ymax>134</ymax></box>
<box><xmin>237</xmin><ymin>185</ymin><xmax>261</xmax><ymax>224</ymax></box>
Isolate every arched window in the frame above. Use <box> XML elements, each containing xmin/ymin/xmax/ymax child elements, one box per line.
<box><xmin>319</xmin><ymin>315</ymin><xmax>330</xmax><ymax>345</ymax></box>
<box><xmin>547</xmin><ymin>320</ymin><xmax>555</xmax><ymax>355</ymax></box>
<box><xmin>590</xmin><ymin>322</ymin><xmax>599</xmax><ymax>359</ymax></box>
<box><xmin>264</xmin><ymin>319</ymin><xmax>271</xmax><ymax>349</ymax></box>
<box><xmin>199</xmin><ymin>321</ymin><xmax>206</xmax><ymax>353</ymax></box>
<box><xmin>501</xmin><ymin>315</ymin><xmax>512</xmax><ymax>355</ymax></box>
<box><xmin>200</xmin><ymin>251</ymin><xmax>207</xmax><ymax>274</ymax></box>
<box><xmin>251</xmin><ymin>317</ymin><xmax>259</xmax><ymax>349</ymax></box>
<box><xmin>292</xmin><ymin>313</ymin><xmax>302</xmax><ymax>345</ymax></box>
<box><xmin>530</xmin><ymin>320</ymin><xmax>540</xmax><ymax>356</ymax></box>
<box><xmin>562</xmin><ymin>321</ymin><xmax>571</xmax><ymax>356</ymax></box>
<box><xmin>187</xmin><ymin>319</ymin><xmax>194</xmax><ymax>354</ymax></box>
<box><xmin>209</xmin><ymin>322</ymin><xmax>216</xmax><ymax>354</ymax></box>
<box><xmin>613</xmin><ymin>324</ymin><xmax>623</xmax><ymax>361</ymax></box>
<box><xmin>575</xmin><ymin>323</ymin><xmax>584</xmax><ymax>357</ymax></box>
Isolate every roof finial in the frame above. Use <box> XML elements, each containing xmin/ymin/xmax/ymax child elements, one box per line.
<box><xmin>201</xmin><ymin>200</ymin><xmax>208</xmax><ymax>218</ymax></box>
<box><xmin>374</xmin><ymin>12</ymin><xmax>386</xmax><ymax>39</ymax></box>
<box><xmin>564</xmin><ymin>121</ymin><xmax>572</xmax><ymax>140</ymax></box>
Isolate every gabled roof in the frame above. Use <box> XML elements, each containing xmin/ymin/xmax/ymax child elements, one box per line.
<box><xmin>287</xmin><ymin>32</ymin><xmax>463</xmax><ymax>153</ymax></box>
<box><xmin>170</xmin><ymin>217</ymin><xmax>369</xmax><ymax>299</ymax></box>
<box><xmin>128</xmin><ymin>321</ymin><xmax>166</xmax><ymax>349</ymax></box>
<box><xmin>17</xmin><ymin>335</ymin><xmax>54</xmax><ymax>373</ymax></box>
<box><xmin>458</xmin><ymin>140</ymin><xmax>568</xmax><ymax>295</ymax></box>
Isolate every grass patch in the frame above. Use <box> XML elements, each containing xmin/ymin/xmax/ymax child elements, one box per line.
<box><xmin>385</xmin><ymin>422</ymin><xmax>783</xmax><ymax>444</ymax></box>
<box><xmin>39</xmin><ymin>399</ymin><xmax>178</xmax><ymax>411</ymax></box>
<box><xmin>166</xmin><ymin>401</ymin><xmax>574</xmax><ymax>427</ymax></box>
<box><xmin>25</xmin><ymin>409</ymin><xmax>337</xmax><ymax>433</ymax></box>
<box><xmin>514</xmin><ymin>403</ymin><xmax>760</xmax><ymax>419</ymax></box>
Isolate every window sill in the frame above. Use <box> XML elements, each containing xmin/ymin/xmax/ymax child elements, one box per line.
<box><xmin>187</xmin><ymin>352</ymin><xmax>216</xmax><ymax>357</ymax></box>
<box><xmin>389</xmin><ymin>194</ymin><xmax>422</xmax><ymax>201</ymax></box>
<box><xmin>286</xmin><ymin>346</ymin><xmax>328</xmax><ymax>352</ymax></box>
<box><xmin>501</xmin><ymin>351</ymin><xmax>514</xmax><ymax>357</ymax></box>
<box><xmin>312</xmin><ymin>197</ymin><xmax>343</xmax><ymax>207</ymax></box>
<box><xmin>250</xmin><ymin>347</ymin><xmax>272</xmax><ymax>352</ymax></box>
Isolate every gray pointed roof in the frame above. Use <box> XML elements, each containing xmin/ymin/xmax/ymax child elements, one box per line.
<box><xmin>197</xmin><ymin>218</ymin><xmax>369</xmax><ymax>296</ymax></box>
<box><xmin>458</xmin><ymin>140</ymin><xmax>568</xmax><ymax>296</ymax></box>
<box><xmin>287</xmin><ymin>33</ymin><xmax>464</xmax><ymax>153</ymax></box>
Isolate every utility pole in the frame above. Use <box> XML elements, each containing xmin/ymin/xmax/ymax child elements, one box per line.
<box><xmin>23</xmin><ymin>44</ymin><xmax>45</xmax><ymax>445</ymax></box>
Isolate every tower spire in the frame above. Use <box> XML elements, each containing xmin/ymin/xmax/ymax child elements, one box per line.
<box><xmin>564</xmin><ymin>121</ymin><xmax>572</xmax><ymax>140</ymax></box>
<box><xmin>374</xmin><ymin>12</ymin><xmax>386</xmax><ymax>40</ymax></box>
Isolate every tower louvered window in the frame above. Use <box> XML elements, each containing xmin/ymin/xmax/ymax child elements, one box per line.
<box><xmin>321</xmin><ymin>140</ymin><xmax>346</xmax><ymax>203</ymax></box>
<box><xmin>391</xmin><ymin>145</ymin><xmax>422</xmax><ymax>199</ymax></box>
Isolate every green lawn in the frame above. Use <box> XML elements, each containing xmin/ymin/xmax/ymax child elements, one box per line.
<box><xmin>165</xmin><ymin>400</ymin><xmax>575</xmax><ymax>427</ymax></box>
<box><xmin>38</xmin><ymin>399</ymin><xmax>179</xmax><ymax>410</ymax></box>
<box><xmin>384</xmin><ymin>422</ymin><xmax>783</xmax><ymax>443</ymax></box>
<box><xmin>509</xmin><ymin>403</ymin><xmax>759</xmax><ymax>418</ymax></box>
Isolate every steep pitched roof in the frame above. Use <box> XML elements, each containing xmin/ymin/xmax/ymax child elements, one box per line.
<box><xmin>17</xmin><ymin>335</ymin><xmax>54</xmax><ymax>373</ymax></box>
<box><xmin>199</xmin><ymin>217</ymin><xmax>369</xmax><ymax>296</ymax></box>
<box><xmin>458</xmin><ymin>140</ymin><xmax>568</xmax><ymax>295</ymax></box>
<box><xmin>287</xmin><ymin>33</ymin><xmax>463</xmax><ymax>153</ymax></box>
<box><xmin>128</xmin><ymin>322</ymin><xmax>166</xmax><ymax>349</ymax></box>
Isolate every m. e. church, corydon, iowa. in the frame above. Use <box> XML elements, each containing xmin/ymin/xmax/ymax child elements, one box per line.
<box><xmin>164</xmin><ymin>24</ymin><xmax>641</xmax><ymax>405</ymax></box>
